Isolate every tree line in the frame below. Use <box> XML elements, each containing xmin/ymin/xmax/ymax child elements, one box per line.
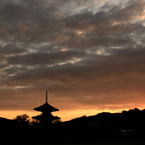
<box><xmin>1</xmin><ymin>108</ymin><xmax>145</xmax><ymax>144</ymax></box>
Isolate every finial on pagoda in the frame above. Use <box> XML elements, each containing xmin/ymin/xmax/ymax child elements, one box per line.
<box><xmin>33</xmin><ymin>90</ymin><xmax>60</xmax><ymax>125</ymax></box>
<box><xmin>34</xmin><ymin>90</ymin><xmax>59</xmax><ymax>112</ymax></box>
<box><xmin>46</xmin><ymin>90</ymin><xmax>47</xmax><ymax>103</ymax></box>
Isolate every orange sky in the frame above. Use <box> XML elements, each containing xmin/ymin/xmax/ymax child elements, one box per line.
<box><xmin>0</xmin><ymin>109</ymin><xmax>129</xmax><ymax>121</ymax></box>
<box><xmin>2</xmin><ymin>105</ymin><xmax>145</xmax><ymax>122</ymax></box>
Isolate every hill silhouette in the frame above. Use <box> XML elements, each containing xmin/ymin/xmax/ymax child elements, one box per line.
<box><xmin>0</xmin><ymin>108</ymin><xmax>145</xmax><ymax>144</ymax></box>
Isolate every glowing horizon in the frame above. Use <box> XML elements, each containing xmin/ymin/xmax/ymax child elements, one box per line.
<box><xmin>1</xmin><ymin>105</ymin><xmax>145</xmax><ymax>122</ymax></box>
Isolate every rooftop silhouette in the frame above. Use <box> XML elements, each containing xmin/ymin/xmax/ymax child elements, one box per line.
<box><xmin>34</xmin><ymin>90</ymin><xmax>59</xmax><ymax>112</ymax></box>
<box><xmin>32</xmin><ymin>90</ymin><xmax>60</xmax><ymax>125</ymax></box>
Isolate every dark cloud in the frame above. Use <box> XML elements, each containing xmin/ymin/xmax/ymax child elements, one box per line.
<box><xmin>0</xmin><ymin>0</ymin><xmax>145</xmax><ymax>119</ymax></box>
<box><xmin>0</xmin><ymin>43</ymin><xmax>27</xmax><ymax>55</ymax></box>
<box><xmin>6</xmin><ymin>50</ymin><xmax>86</xmax><ymax>65</ymax></box>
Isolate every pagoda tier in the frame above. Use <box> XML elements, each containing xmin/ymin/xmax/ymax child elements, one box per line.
<box><xmin>32</xmin><ymin>113</ymin><xmax>60</xmax><ymax>120</ymax></box>
<box><xmin>34</xmin><ymin>102</ymin><xmax>59</xmax><ymax>112</ymax></box>
<box><xmin>34</xmin><ymin>91</ymin><xmax>59</xmax><ymax>112</ymax></box>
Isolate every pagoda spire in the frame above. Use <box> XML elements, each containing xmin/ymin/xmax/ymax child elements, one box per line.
<box><xmin>46</xmin><ymin>90</ymin><xmax>47</xmax><ymax>103</ymax></box>
<box><xmin>34</xmin><ymin>90</ymin><xmax>59</xmax><ymax>112</ymax></box>
<box><xmin>33</xmin><ymin>90</ymin><xmax>60</xmax><ymax>125</ymax></box>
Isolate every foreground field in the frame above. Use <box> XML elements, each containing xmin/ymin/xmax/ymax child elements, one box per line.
<box><xmin>27</xmin><ymin>142</ymin><xmax>145</xmax><ymax>145</ymax></box>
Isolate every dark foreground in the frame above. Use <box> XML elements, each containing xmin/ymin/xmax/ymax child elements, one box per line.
<box><xmin>1</xmin><ymin>108</ymin><xmax>145</xmax><ymax>144</ymax></box>
<box><xmin>13</xmin><ymin>142</ymin><xmax>145</xmax><ymax>145</ymax></box>
<box><xmin>1</xmin><ymin>141</ymin><xmax>145</xmax><ymax>145</ymax></box>
<box><xmin>0</xmin><ymin>123</ymin><xmax>145</xmax><ymax>145</ymax></box>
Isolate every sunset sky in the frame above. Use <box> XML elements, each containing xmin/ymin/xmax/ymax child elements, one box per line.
<box><xmin>0</xmin><ymin>0</ymin><xmax>145</xmax><ymax>121</ymax></box>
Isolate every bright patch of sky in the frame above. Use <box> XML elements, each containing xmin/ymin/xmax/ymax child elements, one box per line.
<box><xmin>60</xmin><ymin>0</ymin><xmax>126</xmax><ymax>15</ymax></box>
<box><xmin>96</xmin><ymin>49</ymin><xmax>110</xmax><ymax>56</ymax></box>
<box><xmin>58</xmin><ymin>58</ymin><xmax>81</xmax><ymax>65</ymax></box>
<box><xmin>27</xmin><ymin>66</ymin><xmax>39</xmax><ymax>70</ymax></box>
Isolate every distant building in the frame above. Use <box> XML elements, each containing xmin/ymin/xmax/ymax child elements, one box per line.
<box><xmin>32</xmin><ymin>91</ymin><xmax>60</xmax><ymax>125</ymax></box>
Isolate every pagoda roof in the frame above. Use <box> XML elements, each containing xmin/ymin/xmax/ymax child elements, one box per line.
<box><xmin>34</xmin><ymin>90</ymin><xmax>59</xmax><ymax>112</ymax></box>
<box><xmin>34</xmin><ymin>102</ymin><xmax>59</xmax><ymax>112</ymax></box>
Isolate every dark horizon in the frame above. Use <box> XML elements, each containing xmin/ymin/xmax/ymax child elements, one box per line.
<box><xmin>1</xmin><ymin>107</ymin><xmax>145</xmax><ymax>144</ymax></box>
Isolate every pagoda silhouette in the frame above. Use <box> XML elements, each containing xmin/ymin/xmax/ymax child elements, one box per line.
<box><xmin>32</xmin><ymin>91</ymin><xmax>60</xmax><ymax>125</ymax></box>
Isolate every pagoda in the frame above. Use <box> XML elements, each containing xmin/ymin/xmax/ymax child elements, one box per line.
<box><xmin>32</xmin><ymin>91</ymin><xmax>60</xmax><ymax>125</ymax></box>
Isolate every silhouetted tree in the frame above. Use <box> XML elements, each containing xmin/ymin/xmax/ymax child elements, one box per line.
<box><xmin>53</xmin><ymin>117</ymin><xmax>61</xmax><ymax>124</ymax></box>
<box><xmin>14</xmin><ymin>114</ymin><xmax>30</xmax><ymax>125</ymax></box>
<box><xmin>32</xmin><ymin>113</ymin><xmax>60</xmax><ymax>125</ymax></box>
<box><xmin>29</xmin><ymin>118</ymin><xmax>40</xmax><ymax>125</ymax></box>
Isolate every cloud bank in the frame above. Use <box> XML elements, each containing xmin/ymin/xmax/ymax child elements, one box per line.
<box><xmin>0</xmin><ymin>0</ymin><xmax>145</xmax><ymax>116</ymax></box>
